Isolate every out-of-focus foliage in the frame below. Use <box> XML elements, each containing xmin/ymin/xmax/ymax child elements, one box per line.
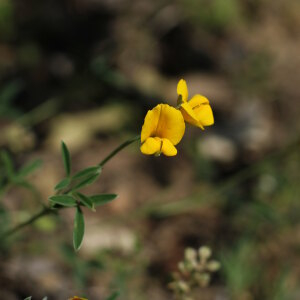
<box><xmin>180</xmin><ymin>0</ymin><xmax>242</xmax><ymax>32</ymax></box>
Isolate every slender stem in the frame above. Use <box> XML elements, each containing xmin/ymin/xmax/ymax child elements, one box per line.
<box><xmin>1</xmin><ymin>207</ymin><xmax>54</xmax><ymax>239</ymax></box>
<box><xmin>98</xmin><ymin>135</ymin><xmax>140</xmax><ymax>167</ymax></box>
<box><xmin>1</xmin><ymin>135</ymin><xmax>140</xmax><ymax>239</ymax></box>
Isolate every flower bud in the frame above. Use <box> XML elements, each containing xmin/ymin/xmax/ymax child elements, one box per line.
<box><xmin>185</xmin><ymin>247</ymin><xmax>197</xmax><ymax>261</ymax></box>
<box><xmin>178</xmin><ymin>280</ymin><xmax>191</xmax><ymax>293</ymax></box>
<box><xmin>199</xmin><ymin>246</ymin><xmax>212</xmax><ymax>260</ymax></box>
<box><xmin>178</xmin><ymin>262</ymin><xmax>186</xmax><ymax>273</ymax></box>
<box><xmin>207</xmin><ymin>260</ymin><xmax>221</xmax><ymax>272</ymax></box>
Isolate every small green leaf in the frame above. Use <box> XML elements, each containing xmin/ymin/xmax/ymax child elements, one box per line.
<box><xmin>42</xmin><ymin>297</ymin><xmax>48</xmax><ymax>300</ymax></box>
<box><xmin>54</xmin><ymin>178</ymin><xmax>71</xmax><ymax>190</ymax></box>
<box><xmin>24</xmin><ymin>297</ymin><xmax>32</xmax><ymax>300</ymax></box>
<box><xmin>72</xmin><ymin>166</ymin><xmax>101</xmax><ymax>180</ymax></box>
<box><xmin>72</xmin><ymin>173</ymin><xmax>99</xmax><ymax>191</ymax></box>
<box><xmin>75</xmin><ymin>192</ymin><xmax>95</xmax><ymax>211</ymax></box>
<box><xmin>1</xmin><ymin>150</ymin><xmax>15</xmax><ymax>179</ymax></box>
<box><xmin>48</xmin><ymin>195</ymin><xmax>77</xmax><ymax>207</ymax></box>
<box><xmin>17</xmin><ymin>159</ymin><xmax>42</xmax><ymax>178</ymax></box>
<box><xmin>61</xmin><ymin>141</ymin><xmax>71</xmax><ymax>177</ymax></box>
<box><xmin>73</xmin><ymin>206</ymin><xmax>85</xmax><ymax>251</ymax></box>
<box><xmin>106</xmin><ymin>291</ymin><xmax>120</xmax><ymax>300</ymax></box>
<box><xmin>90</xmin><ymin>194</ymin><xmax>118</xmax><ymax>207</ymax></box>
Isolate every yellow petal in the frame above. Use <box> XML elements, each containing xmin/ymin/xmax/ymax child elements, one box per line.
<box><xmin>189</xmin><ymin>95</ymin><xmax>213</xmax><ymax>128</ymax></box>
<box><xmin>189</xmin><ymin>94</ymin><xmax>210</xmax><ymax>106</ymax></box>
<box><xmin>141</xmin><ymin>104</ymin><xmax>185</xmax><ymax>145</ymax></box>
<box><xmin>180</xmin><ymin>102</ymin><xmax>198</xmax><ymax>126</ymax></box>
<box><xmin>161</xmin><ymin>138</ymin><xmax>177</xmax><ymax>156</ymax></box>
<box><xmin>140</xmin><ymin>137</ymin><xmax>161</xmax><ymax>155</ymax></box>
<box><xmin>155</xmin><ymin>104</ymin><xmax>185</xmax><ymax>145</ymax></box>
<box><xmin>141</xmin><ymin>105</ymin><xmax>161</xmax><ymax>143</ymax></box>
<box><xmin>194</xmin><ymin>104</ymin><xmax>214</xmax><ymax>128</ymax></box>
<box><xmin>177</xmin><ymin>79</ymin><xmax>188</xmax><ymax>102</ymax></box>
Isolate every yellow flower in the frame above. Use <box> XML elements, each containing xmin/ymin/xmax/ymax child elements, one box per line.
<box><xmin>69</xmin><ymin>297</ymin><xmax>88</xmax><ymax>300</ymax></box>
<box><xmin>177</xmin><ymin>79</ymin><xmax>214</xmax><ymax>130</ymax></box>
<box><xmin>140</xmin><ymin>104</ymin><xmax>185</xmax><ymax>156</ymax></box>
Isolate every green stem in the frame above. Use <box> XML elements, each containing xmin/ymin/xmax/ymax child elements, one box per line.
<box><xmin>1</xmin><ymin>207</ymin><xmax>54</xmax><ymax>239</ymax></box>
<box><xmin>98</xmin><ymin>135</ymin><xmax>140</xmax><ymax>167</ymax></box>
<box><xmin>1</xmin><ymin>135</ymin><xmax>140</xmax><ymax>239</ymax></box>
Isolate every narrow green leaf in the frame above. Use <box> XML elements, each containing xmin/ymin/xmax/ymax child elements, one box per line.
<box><xmin>90</xmin><ymin>194</ymin><xmax>118</xmax><ymax>207</ymax></box>
<box><xmin>61</xmin><ymin>141</ymin><xmax>71</xmax><ymax>177</ymax></box>
<box><xmin>48</xmin><ymin>195</ymin><xmax>77</xmax><ymax>207</ymax></box>
<box><xmin>106</xmin><ymin>291</ymin><xmax>120</xmax><ymax>300</ymax></box>
<box><xmin>42</xmin><ymin>297</ymin><xmax>48</xmax><ymax>300</ymax></box>
<box><xmin>54</xmin><ymin>178</ymin><xmax>71</xmax><ymax>190</ymax></box>
<box><xmin>75</xmin><ymin>192</ymin><xmax>95</xmax><ymax>211</ymax></box>
<box><xmin>72</xmin><ymin>173</ymin><xmax>99</xmax><ymax>191</ymax></box>
<box><xmin>1</xmin><ymin>150</ymin><xmax>15</xmax><ymax>179</ymax></box>
<box><xmin>72</xmin><ymin>166</ymin><xmax>101</xmax><ymax>180</ymax></box>
<box><xmin>24</xmin><ymin>297</ymin><xmax>32</xmax><ymax>300</ymax></box>
<box><xmin>17</xmin><ymin>159</ymin><xmax>42</xmax><ymax>178</ymax></box>
<box><xmin>73</xmin><ymin>207</ymin><xmax>85</xmax><ymax>251</ymax></box>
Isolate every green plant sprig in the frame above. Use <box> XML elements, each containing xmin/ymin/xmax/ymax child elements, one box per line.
<box><xmin>1</xmin><ymin>135</ymin><xmax>140</xmax><ymax>250</ymax></box>
<box><xmin>0</xmin><ymin>150</ymin><xmax>42</xmax><ymax>199</ymax></box>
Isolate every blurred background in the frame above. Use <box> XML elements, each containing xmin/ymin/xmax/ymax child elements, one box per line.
<box><xmin>1</xmin><ymin>0</ymin><xmax>300</xmax><ymax>299</ymax></box>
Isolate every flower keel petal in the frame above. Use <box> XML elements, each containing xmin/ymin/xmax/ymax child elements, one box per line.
<box><xmin>161</xmin><ymin>138</ymin><xmax>177</xmax><ymax>156</ymax></box>
<box><xmin>140</xmin><ymin>137</ymin><xmax>161</xmax><ymax>155</ymax></box>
